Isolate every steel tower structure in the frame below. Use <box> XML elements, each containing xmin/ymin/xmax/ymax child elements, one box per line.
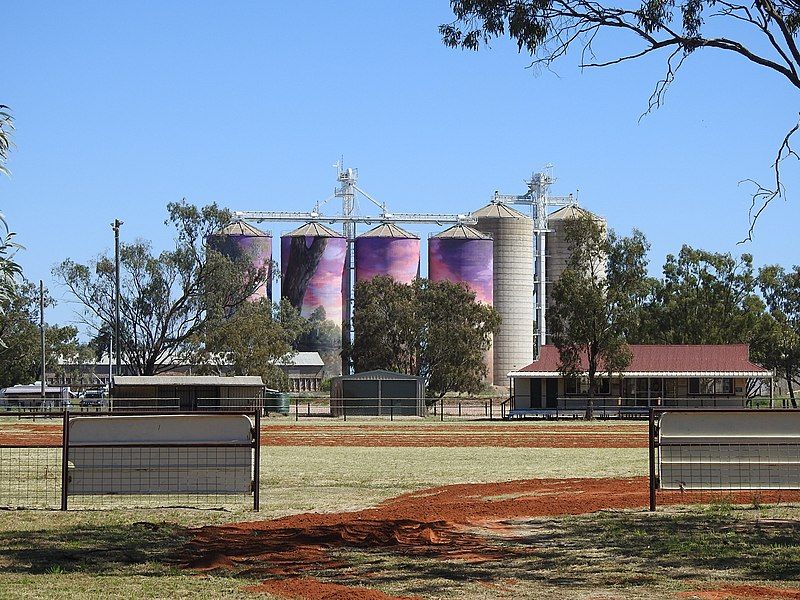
<box><xmin>236</xmin><ymin>162</ymin><xmax>476</xmax><ymax>374</ymax></box>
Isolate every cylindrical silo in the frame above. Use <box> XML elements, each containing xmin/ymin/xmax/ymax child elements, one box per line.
<box><xmin>280</xmin><ymin>222</ymin><xmax>347</xmax><ymax>377</ymax></box>
<box><xmin>429</xmin><ymin>224</ymin><xmax>494</xmax><ymax>381</ymax></box>
<box><xmin>207</xmin><ymin>221</ymin><xmax>273</xmax><ymax>301</ymax></box>
<box><xmin>355</xmin><ymin>223</ymin><xmax>420</xmax><ymax>284</ymax></box>
<box><xmin>472</xmin><ymin>202</ymin><xmax>534</xmax><ymax>386</ymax></box>
<box><xmin>544</xmin><ymin>205</ymin><xmax>607</xmax><ymax>344</ymax></box>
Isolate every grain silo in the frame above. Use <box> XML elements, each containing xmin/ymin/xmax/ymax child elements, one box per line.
<box><xmin>429</xmin><ymin>223</ymin><xmax>494</xmax><ymax>382</ymax></box>
<box><xmin>207</xmin><ymin>221</ymin><xmax>273</xmax><ymax>301</ymax></box>
<box><xmin>472</xmin><ymin>202</ymin><xmax>534</xmax><ymax>386</ymax></box>
<box><xmin>428</xmin><ymin>224</ymin><xmax>493</xmax><ymax>304</ymax></box>
<box><xmin>355</xmin><ymin>223</ymin><xmax>420</xmax><ymax>284</ymax></box>
<box><xmin>545</xmin><ymin>205</ymin><xmax>607</xmax><ymax>319</ymax></box>
<box><xmin>281</xmin><ymin>222</ymin><xmax>347</xmax><ymax>376</ymax></box>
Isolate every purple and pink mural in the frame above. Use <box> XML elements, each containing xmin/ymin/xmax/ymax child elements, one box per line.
<box><xmin>428</xmin><ymin>226</ymin><xmax>493</xmax><ymax>305</ymax></box>
<box><xmin>429</xmin><ymin>224</ymin><xmax>495</xmax><ymax>382</ymax></box>
<box><xmin>355</xmin><ymin>224</ymin><xmax>420</xmax><ymax>284</ymax></box>
<box><xmin>280</xmin><ymin>223</ymin><xmax>347</xmax><ymax>328</ymax></box>
<box><xmin>207</xmin><ymin>222</ymin><xmax>273</xmax><ymax>302</ymax></box>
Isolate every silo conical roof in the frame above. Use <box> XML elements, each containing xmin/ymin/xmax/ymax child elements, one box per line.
<box><xmin>214</xmin><ymin>220</ymin><xmax>271</xmax><ymax>237</ymax></box>
<box><xmin>284</xmin><ymin>222</ymin><xmax>344</xmax><ymax>237</ymax></box>
<box><xmin>471</xmin><ymin>202</ymin><xmax>530</xmax><ymax>219</ymax></box>
<box><xmin>358</xmin><ymin>223</ymin><xmax>419</xmax><ymax>239</ymax></box>
<box><xmin>548</xmin><ymin>205</ymin><xmax>603</xmax><ymax>221</ymax></box>
<box><xmin>431</xmin><ymin>224</ymin><xmax>491</xmax><ymax>239</ymax></box>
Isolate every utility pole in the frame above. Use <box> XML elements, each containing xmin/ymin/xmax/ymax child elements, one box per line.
<box><xmin>111</xmin><ymin>219</ymin><xmax>123</xmax><ymax>378</ymax></box>
<box><xmin>39</xmin><ymin>280</ymin><xmax>45</xmax><ymax>400</ymax></box>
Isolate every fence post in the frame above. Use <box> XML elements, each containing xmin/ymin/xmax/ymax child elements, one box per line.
<box><xmin>307</xmin><ymin>401</ymin><xmax>311</xmax><ymax>417</ymax></box>
<box><xmin>458</xmin><ymin>402</ymin><xmax>462</xmax><ymax>417</ymax></box>
<box><xmin>390</xmin><ymin>401</ymin><xmax>394</xmax><ymax>422</ymax></box>
<box><xmin>295</xmin><ymin>397</ymin><xmax>299</xmax><ymax>422</ymax></box>
<box><xmin>343</xmin><ymin>400</ymin><xmax>347</xmax><ymax>422</ymax></box>
<box><xmin>253</xmin><ymin>409</ymin><xmax>261</xmax><ymax>512</ymax></box>
<box><xmin>440</xmin><ymin>398</ymin><xmax>444</xmax><ymax>422</ymax></box>
<box><xmin>648</xmin><ymin>407</ymin><xmax>657</xmax><ymax>512</ymax></box>
<box><xmin>60</xmin><ymin>409</ymin><xmax>70</xmax><ymax>511</ymax></box>
<box><xmin>489</xmin><ymin>399</ymin><xmax>493</xmax><ymax>421</ymax></box>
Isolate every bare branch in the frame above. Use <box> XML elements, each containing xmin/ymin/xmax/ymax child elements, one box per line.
<box><xmin>740</xmin><ymin>116</ymin><xmax>800</xmax><ymax>242</ymax></box>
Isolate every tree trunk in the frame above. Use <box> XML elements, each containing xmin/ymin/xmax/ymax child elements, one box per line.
<box><xmin>585</xmin><ymin>378</ymin><xmax>595</xmax><ymax>420</ymax></box>
<box><xmin>787</xmin><ymin>365</ymin><xmax>797</xmax><ymax>409</ymax></box>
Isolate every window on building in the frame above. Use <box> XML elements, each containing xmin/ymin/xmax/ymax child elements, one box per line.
<box><xmin>688</xmin><ymin>377</ymin><xmax>735</xmax><ymax>395</ymax></box>
<box><xmin>565</xmin><ymin>378</ymin><xmax>579</xmax><ymax>395</ymax></box>
<box><xmin>722</xmin><ymin>378</ymin><xmax>734</xmax><ymax>394</ymax></box>
<box><xmin>565</xmin><ymin>377</ymin><xmax>610</xmax><ymax>395</ymax></box>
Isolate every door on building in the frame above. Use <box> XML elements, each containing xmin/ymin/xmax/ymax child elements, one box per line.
<box><xmin>545</xmin><ymin>379</ymin><xmax>558</xmax><ymax>409</ymax></box>
<box><xmin>173</xmin><ymin>387</ymin><xmax>193</xmax><ymax>412</ymax></box>
<box><xmin>530</xmin><ymin>378</ymin><xmax>542</xmax><ymax>409</ymax></box>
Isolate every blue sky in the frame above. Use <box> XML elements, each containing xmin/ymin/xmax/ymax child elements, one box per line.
<box><xmin>2</xmin><ymin>2</ymin><xmax>798</xmax><ymax>330</ymax></box>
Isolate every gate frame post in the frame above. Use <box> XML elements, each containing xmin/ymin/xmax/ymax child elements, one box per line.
<box><xmin>253</xmin><ymin>408</ymin><xmax>261</xmax><ymax>512</ymax></box>
<box><xmin>60</xmin><ymin>409</ymin><xmax>70</xmax><ymax>511</ymax></box>
<box><xmin>648</xmin><ymin>407</ymin><xmax>657</xmax><ymax>512</ymax></box>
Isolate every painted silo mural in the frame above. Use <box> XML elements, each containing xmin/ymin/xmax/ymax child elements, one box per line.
<box><xmin>428</xmin><ymin>224</ymin><xmax>493</xmax><ymax>305</ymax></box>
<box><xmin>355</xmin><ymin>223</ymin><xmax>420</xmax><ymax>284</ymax></box>
<box><xmin>429</xmin><ymin>224</ymin><xmax>494</xmax><ymax>382</ymax></box>
<box><xmin>207</xmin><ymin>221</ymin><xmax>273</xmax><ymax>301</ymax></box>
<box><xmin>280</xmin><ymin>222</ymin><xmax>347</xmax><ymax>375</ymax></box>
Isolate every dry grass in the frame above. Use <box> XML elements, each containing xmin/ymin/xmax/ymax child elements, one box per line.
<box><xmin>0</xmin><ymin>424</ymin><xmax>796</xmax><ymax>599</ymax></box>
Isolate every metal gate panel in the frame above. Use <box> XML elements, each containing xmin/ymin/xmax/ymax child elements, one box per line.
<box><xmin>67</xmin><ymin>414</ymin><xmax>254</xmax><ymax>496</ymax></box>
<box><xmin>658</xmin><ymin>410</ymin><xmax>800</xmax><ymax>490</ymax></box>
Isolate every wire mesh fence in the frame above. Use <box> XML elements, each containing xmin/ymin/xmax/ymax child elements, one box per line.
<box><xmin>659</xmin><ymin>442</ymin><xmax>800</xmax><ymax>490</ymax></box>
<box><xmin>289</xmin><ymin>397</ymin><xmax>500</xmax><ymax>420</ymax></box>
<box><xmin>0</xmin><ymin>415</ymin><xmax>63</xmax><ymax>508</ymax></box>
<box><xmin>0</xmin><ymin>411</ymin><xmax>260</xmax><ymax>511</ymax></box>
<box><xmin>0</xmin><ymin>446</ymin><xmax>62</xmax><ymax>509</ymax></box>
<box><xmin>649</xmin><ymin>408</ymin><xmax>800</xmax><ymax>510</ymax></box>
<box><xmin>66</xmin><ymin>444</ymin><xmax>256</xmax><ymax>511</ymax></box>
<box><xmin>1</xmin><ymin>396</ymin><xmax>508</xmax><ymax>421</ymax></box>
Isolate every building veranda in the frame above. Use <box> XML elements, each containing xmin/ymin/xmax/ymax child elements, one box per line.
<box><xmin>508</xmin><ymin>345</ymin><xmax>773</xmax><ymax>417</ymax></box>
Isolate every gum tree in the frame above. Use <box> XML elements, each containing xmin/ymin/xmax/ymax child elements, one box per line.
<box><xmin>548</xmin><ymin>213</ymin><xmax>650</xmax><ymax>419</ymax></box>
<box><xmin>55</xmin><ymin>202</ymin><xmax>267</xmax><ymax>375</ymax></box>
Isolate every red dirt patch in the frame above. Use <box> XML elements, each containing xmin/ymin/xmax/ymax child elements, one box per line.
<box><xmin>680</xmin><ymin>585</ymin><xmax>800</xmax><ymax>599</ymax></box>
<box><xmin>243</xmin><ymin>577</ymin><xmax>421</xmax><ymax>600</ymax></box>
<box><xmin>0</xmin><ymin>423</ymin><xmax>61</xmax><ymax>447</ymax></box>
<box><xmin>0</xmin><ymin>422</ymin><xmax>647</xmax><ymax>448</ymax></box>
<box><xmin>179</xmin><ymin>477</ymin><xmax>800</xmax><ymax>594</ymax></box>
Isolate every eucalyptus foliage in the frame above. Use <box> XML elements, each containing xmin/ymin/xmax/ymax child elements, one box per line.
<box><xmin>54</xmin><ymin>202</ymin><xmax>268</xmax><ymax>375</ymax></box>
<box><xmin>756</xmin><ymin>265</ymin><xmax>800</xmax><ymax>407</ymax></box>
<box><xmin>350</xmin><ymin>276</ymin><xmax>500</xmax><ymax>399</ymax></box>
<box><xmin>548</xmin><ymin>214</ymin><xmax>650</xmax><ymax>418</ymax></box>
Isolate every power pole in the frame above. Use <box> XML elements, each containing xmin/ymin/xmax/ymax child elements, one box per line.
<box><xmin>111</xmin><ymin>219</ymin><xmax>123</xmax><ymax>378</ymax></box>
<box><xmin>39</xmin><ymin>280</ymin><xmax>45</xmax><ymax>400</ymax></box>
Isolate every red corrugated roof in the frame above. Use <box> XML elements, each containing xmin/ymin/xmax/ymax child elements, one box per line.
<box><xmin>518</xmin><ymin>344</ymin><xmax>769</xmax><ymax>374</ymax></box>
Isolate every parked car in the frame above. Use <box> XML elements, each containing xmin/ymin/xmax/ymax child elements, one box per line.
<box><xmin>79</xmin><ymin>389</ymin><xmax>106</xmax><ymax>408</ymax></box>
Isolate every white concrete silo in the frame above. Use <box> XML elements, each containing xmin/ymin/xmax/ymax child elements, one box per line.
<box><xmin>472</xmin><ymin>202</ymin><xmax>534</xmax><ymax>386</ymax></box>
